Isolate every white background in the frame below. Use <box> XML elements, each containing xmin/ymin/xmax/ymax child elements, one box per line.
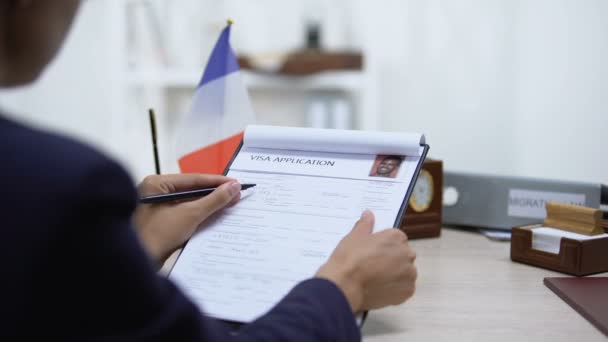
<box><xmin>0</xmin><ymin>0</ymin><xmax>606</xmax><ymax>185</ymax></box>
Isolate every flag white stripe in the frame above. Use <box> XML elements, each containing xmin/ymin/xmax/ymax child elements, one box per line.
<box><xmin>175</xmin><ymin>71</ymin><xmax>255</xmax><ymax>158</ymax></box>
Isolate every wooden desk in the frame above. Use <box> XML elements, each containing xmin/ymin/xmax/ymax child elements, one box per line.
<box><xmin>362</xmin><ymin>227</ymin><xmax>607</xmax><ymax>341</ymax></box>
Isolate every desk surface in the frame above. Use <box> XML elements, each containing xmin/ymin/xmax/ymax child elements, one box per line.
<box><xmin>361</xmin><ymin>227</ymin><xmax>607</xmax><ymax>341</ymax></box>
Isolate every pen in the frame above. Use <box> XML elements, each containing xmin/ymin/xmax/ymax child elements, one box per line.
<box><xmin>139</xmin><ymin>184</ymin><xmax>257</xmax><ymax>204</ymax></box>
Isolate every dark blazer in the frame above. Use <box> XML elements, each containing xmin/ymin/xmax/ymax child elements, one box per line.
<box><xmin>0</xmin><ymin>115</ymin><xmax>359</xmax><ymax>341</ymax></box>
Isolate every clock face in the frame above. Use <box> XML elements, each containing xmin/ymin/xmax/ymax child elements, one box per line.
<box><xmin>409</xmin><ymin>169</ymin><xmax>434</xmax><ymax>212</ymax></box>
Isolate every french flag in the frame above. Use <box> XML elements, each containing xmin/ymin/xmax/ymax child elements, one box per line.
<box><xmin>176</xmin><ymin>21</ymin><xmax>255</xmax><ymax>174</ymax></box>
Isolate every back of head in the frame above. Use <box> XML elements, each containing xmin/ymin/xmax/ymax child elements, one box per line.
<box><xmin>0</xmin><ymin>0</ymin><xmax>81</xmax><ymax>88</ymax></box>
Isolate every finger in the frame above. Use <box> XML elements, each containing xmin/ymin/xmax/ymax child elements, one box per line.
<box><xmin>377</xmin><ymin>228</ymin><xmax>408</xmax><ymax>243</ymax></box>
<box><xmin>138</xmin><ymin>175</ymin><xmax>164</xmax><ymax>194</ymax></box>
<box><xmin>407</xmin><ymin>248</ymin><xmax>417</xmax><ymax>263</ymax></box>
<box><xmin>142</xmin><ymin>173</ymin><xmax>235</xmax><ymax>194</ymax></box>
<box><xmin>387</xmin><ymin>280</ymin><xmax>416</xmax><ymax>305</ymax></box>
<box><xmin>228</xmin><ymin>189</ymin><xmax>242</xmax><ymax>206</ymax></box>
<box><xmin>350</xmin><ymin>209</ymin><xmax>375</xmax><ymax>236</ymax></box>
<box><xmin>189</xmin><ymin>181</ymin><xmax>241</xmax><ymax>221</ymax></box>
<box><xmin>163</xmin><ymin>173</ymin><xmax>235</xmax><ymax>192</ymax></box>
<box><xmin>394</xmin><ymin>261</ymin><xmax>418</xmax><ymax>282</ymax></box>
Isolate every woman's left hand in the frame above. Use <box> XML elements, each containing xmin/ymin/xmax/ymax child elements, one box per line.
<box><xmin>134</xmin><ymin>174</ymin><xmax>241</xmax><ymax>267</ymax></box>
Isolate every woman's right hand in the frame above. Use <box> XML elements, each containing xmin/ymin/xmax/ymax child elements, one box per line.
<box><xmin>315</xmin><ymin>210</ymin><xmax>417</xmax><ymax>313</ymax></box>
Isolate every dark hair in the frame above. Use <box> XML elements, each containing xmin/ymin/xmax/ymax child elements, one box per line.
<box><xmin>381</xmin><ymin>155</ymin><xmax>403</xmax><ymax>164</ymax></box>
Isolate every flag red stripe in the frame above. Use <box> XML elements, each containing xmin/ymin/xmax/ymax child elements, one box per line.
<box><xmin>178</xmin><ymin>132</ymin><xmax>244</xmax><ymax>174</ymax></box>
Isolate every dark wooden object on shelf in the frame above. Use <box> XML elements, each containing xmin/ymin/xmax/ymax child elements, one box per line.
<box><xmin>238</xmin><ymin>51</ymin><xmax>363</xmax><ymax>76</ymax></box>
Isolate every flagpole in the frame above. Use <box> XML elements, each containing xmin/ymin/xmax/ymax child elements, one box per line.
<box><xmin>148</xmin><ymin>108</ymin><xmax>161</xmax><ymax>175</ymax></box>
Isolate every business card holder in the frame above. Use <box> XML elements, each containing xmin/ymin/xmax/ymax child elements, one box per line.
<box><xmin>511</xmin><ymin>202</ymin><xmax>608</xmax><ymax>276</ymax></box>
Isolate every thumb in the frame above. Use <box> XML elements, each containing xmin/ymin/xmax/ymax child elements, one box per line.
<box><xmin>350</xmin><ymin>209</ymin><xmax>375</xmax><ymax>236</ymax></box>
<box><xmin>191</xmin><ymin>181</ymin><xmax>241</xmax><ymax>221</ymax></box>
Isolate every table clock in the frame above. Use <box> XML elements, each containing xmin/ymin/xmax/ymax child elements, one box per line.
<box><xmin>399</xmin><ymin>159</ymin><xmax>443</xmax><ymax>239</ymax></box>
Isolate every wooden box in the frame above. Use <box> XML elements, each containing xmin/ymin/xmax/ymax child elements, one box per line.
<box><xmin>510</xmin><ymin>202</ymin><xmax>608</xmax><ymax>276</ymax></box>
<box><xmin>511</xmin><ymin>224</ymin><xmax>608</xmax><ymax>276</ymax></box>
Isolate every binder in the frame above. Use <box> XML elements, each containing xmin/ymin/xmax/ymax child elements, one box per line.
<box><xmin>443</xmin><ymin>171</ymin><xmax>608</xmax><ymax>230</ymax></box>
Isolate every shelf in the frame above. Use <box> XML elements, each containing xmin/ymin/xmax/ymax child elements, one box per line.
<box><xmin>124</xmin><ymin>68</ymin><xmax>366</xmax><ymax>92</ymax></box>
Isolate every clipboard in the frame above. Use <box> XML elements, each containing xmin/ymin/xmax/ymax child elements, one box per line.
<box><xmin>222</xmin><ymin>142</ymin><xmax>429</xmax><ymax>331</ymax></box>
<box><xmin>168</xmin><ymin>127</ymin><xmax>429</xmax><ymax>332</ymax></box>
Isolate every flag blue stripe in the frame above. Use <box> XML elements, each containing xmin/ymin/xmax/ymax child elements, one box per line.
<box><xmin>198</xmin><ymin>25</ymin><xmax>240</xmax><ymax>87</ymax></box>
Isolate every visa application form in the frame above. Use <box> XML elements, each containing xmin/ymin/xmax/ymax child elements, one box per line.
<box><xmin>169</xmin><ymin>125</ymin><xmax>428</xmax><ymax>323</ymax></box>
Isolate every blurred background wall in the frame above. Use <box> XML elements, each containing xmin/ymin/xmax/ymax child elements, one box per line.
<box><xmin>0</xmin><ymin>0</ymin><xmax>606</xmax><ymax>185</ymax></box>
